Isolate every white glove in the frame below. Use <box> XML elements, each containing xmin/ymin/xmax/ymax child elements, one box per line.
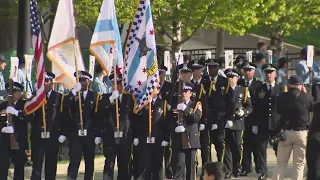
<box><xmin>1</xmin><ymin>126</ymin><xmax>14</xmax><ymax>133</ymax></box>
<box><xmin>252</xmin><ymin>126</ymin><xmax>258</xmax><ymax>135</ymax></box>
<box><xmin>133</xmin><ymin>138</ymin><xmax>139</xmax><ymax>146</ymax></box>
<box><xmin>94</xmin><ymin>137</ymin><xmax>102</xmax><ymax>145</ymax></box>
<box><xmin>199</xmin><ymin>124</ymin><xmax>205</xmax><ymax>131</ymax></box>
<box><xmin>177</xmin><ymin>103</ymin><xmax>187</xmax><ymax>111</ymax></box>
<box><xmin>225</xmin><ymin>121</ymin><xmax>233</xmax><ymax>129</ymax></box>
<box><xmin>109</xmin><ymin>90</ymin><xmax>120</xmax><ymax>103</ymax></box>
<box><xmin>175</xmin><ymin>125</ymin><xmax>186</xmax><ymax>133</ymax></box>
<box><xmin>211</xmin><ymin>124</ymin><xmax>218</xmax><ymax>130</ymax></box>
<box><xmin>71</xmin><ymin>82</ymin><xmax>82</xmax><ymax>96</ymax></box>
<box><xmin>167</xmin><ymin>104</ymin><xmax>171</xmax><ymax>111</ymax></box>
<box><xmin>236</xmin><ymin>109</ymin><xmax>245</xmax><ymax>117</ymax></box>
<box><xmin>58</xmin><ymin>135</ymin><xmax>67</xmax><ymax>143</ymax></box>
<box><xmin>161</xmin><ymin>141</ymin><xmax>169</xmax><ymax>147</ymax></box>
<box><xmin>6</xmin><ymin>107</ymin><xmax>19</xmax><ymax>117</ymax></box>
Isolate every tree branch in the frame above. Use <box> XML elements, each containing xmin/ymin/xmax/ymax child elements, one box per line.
<box><xmin>156</xmin><ymin>11</ymin><xmax>175</xmax><ymax>41</ymax></box>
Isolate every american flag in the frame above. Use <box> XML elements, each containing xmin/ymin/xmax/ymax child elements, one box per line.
<box><xmin>24</xmin><ymin>0</ymin><xmax>46</xmax><ymax>114</ymax></box>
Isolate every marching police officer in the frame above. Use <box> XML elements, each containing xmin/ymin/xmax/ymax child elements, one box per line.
<box><xmin>171</xmin><ymin>81</ymin><xmax>202</xmax><ymax>180</ymax></box>
<box><xmin>30</xmin><ymin>72</ymin><xmax>66</xmax><ymax>180</ymax></box>
<box><xmin>252</xmin><ymin>64</ymin><xmax>283</xmax><ymax>180</ymax></box>
<box><xmin>191</xmin><ymin>59</ymin><xmax>210</xmax><ymax>166</ymax></box>
<box><xmin>95</xmin><ymin>73</ymin><xmax>135</xmax><ymax>180</ymax></box>
<box><xmin>206</xmin><ymin>59</ymin><xmax>234</xmax><ymax>162</ymax></box>
<box><xmin>133</xmin><ymin>86</ymin><xmax>170</xmax><ymax>180</ymax></box>
<box><xmin>223</xmin><ymin>68</ymin><xmax>253</xmax><ymax>179</ymax></box>
<box><xmin>92</xmin><ymin>64</ymin><xmax>108</xmax><ymax>94</ymax></box>
<box><xmin>238</xmin><ymin>62</ymin><xmax>262</xmax><ymax>176</ymax></box>
<box><xmin>63</xmin><ymin>71</ymin><xmax>99</xmax><ymax>180</ymax></box>
<box><xmin>158</xmin><ymin>65</ymin><xmax>174</xmax><ymax>179</ymax></box>
<box><xmin>0</xmin><ymin>82</ymin><xmax>31</xmax><ymax>179</ymax></box>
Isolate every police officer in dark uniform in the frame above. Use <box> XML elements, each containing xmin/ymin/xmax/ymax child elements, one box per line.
<box><xmin>30</xmin><ymin>72</ymin><xmax>66</xmax><ymax>180</ymax></box>
<box><xmin>234</xmin><ymin>55</ymin><xmax>248</xmax><ymax>79</ymax></box>
<box><xmin>95</xmin><ymin>73</ymin><xmax>135</xmax><ymax>180</ymax></box>
<box><xmin>223</xmin><ymin>68</ymin><xmax>253</xmax><ymax>178</ymax></box>
<box><xmin>133</xmin><ymin>86</ymin><xmax>170</xmax><ymax>180</ymax></box>
<box><xmin>252</xmin><ymin>64</ymin><xmax>283</xmax><ymax>180</ymax></box>
<box><xmin>63</xmin><ymin>71</ymin><xmax>99</xmax><ymax>180</ymax></box>
<box><xmin>206</xmin><ymin>59</ymin><xmax>234</xmax><ymax>162</ymax></box>
<box><xmin>0</xmin><ymin>82</ymin><xmax>31</xmax><ymax>180</ymax></box>
<box><xmin>191</xmin><ymin>59</ymin><xmax>210</xmax><ymax>167</ymax></box>
<box><xmin>158</xmin><ymin>65</ymin><xmax>174</xmax><ymax>179</ymax></box>
<box><xmin>238</xmin><ymin>62</ymin><xmax>262</xmax><ymax>176</ymax></box>
<box><xmin>171</xmin><ymin>81</ymin><xmax>202</xmax><ymax>180</ymax></box>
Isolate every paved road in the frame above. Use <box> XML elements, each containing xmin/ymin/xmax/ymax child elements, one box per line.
<box><xmin>11</xmin><ymin>147</ymin><xmax>305</xmax><ymax>180</ymax></box>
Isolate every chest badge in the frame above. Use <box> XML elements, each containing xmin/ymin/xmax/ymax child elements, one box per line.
<box><xmin>158</xmin><ymin>107</ymin><xmax>163</xmax><ymax>114</ymax></box>
<box><xmin>221</xmin><ymin>86</ymin><xmax>225</xmax><ymax>93</ymax></box>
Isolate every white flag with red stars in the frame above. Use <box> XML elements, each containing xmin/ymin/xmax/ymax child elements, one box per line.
<box><xmin>124</xmin><ymin>0</ymin><xmax>158</xmax><ymax>113</ymax></box>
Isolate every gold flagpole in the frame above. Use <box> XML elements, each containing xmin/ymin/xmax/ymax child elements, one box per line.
<box><xmin>112</xmin><ymin>44</ymin><xmax>120</xmax><ymax>135</ymax></box>
<box><xmin>74</xmin><ymin>42</ymin><xmax>84</xmax><ymax>134</ymax></box>
<box><xmin>148</xmin><ymin>102</ymin><xmax>152</xmax><ymax>140</ymax></box>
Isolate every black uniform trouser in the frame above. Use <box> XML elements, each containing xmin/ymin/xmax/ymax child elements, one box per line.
<box><xmin>0</xmin><ymin>134</ymin><xmax>26</xmax><ymax>180</ymax></box>
<box><xmin>200</xmin><ymin>129</ymin><xmax>211</xmax><ymax>165</ymax></box>
<box><xmin>67</xmin><ymin>135</ymin><xmax>95</xmax><ymax>180</ymax></box>
<box><xmin>312</xmin><ymin>84</ymin><xmax>320</xmax><ymax>102</ymax></box>
<box><xmin>306</xmin><ymin>133</ymin><xmax>320</xmax><ymax>180</ymax></box>
<box><xmin>210</xmin><ymin>127</ymin><xmax>225</xmax><ymax>162</ymax></box>
<box><xmin>103</xmin><ymin>141</ymin><xmax>132</xmax><ymax>180</ymax></box>
<box><xmin>134</xmin><ymin>143</ymin><xmax>164</xmax><ymax>180</ymax></box>
<box><xmin>223</xmin><ymin>129</ymin><xmax>242</xmax><ymax>174</ymax></box>
<box><xmin>257</xmin><ymin>130</ymin><xmax>278</xmax><ymax>175</ymax></box>
<box><xmin>172</xmin><ymin>148</ymin><xmax>197</xmax><ymax>180</ymax></box>
<box><xmin>164</xmin><ymin>145</ymin><xmax>172</xmax><ymax>173</ymax></box>
<box><xmin>31</xmin><ymin>135</ymin><xmax>60</xmax><ymax>180</ymax></box>
<box><xmin>242</xmin><ymin>128</ymin><xmax>260</xmax><ymax>172</ymax></box>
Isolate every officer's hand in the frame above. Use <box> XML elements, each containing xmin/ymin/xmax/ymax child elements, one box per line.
<box><xmin>58</xmin><ymin>135</ymin><xmax>67</xmax><ymax>143</ymax></box>
<box><xmin>199</xmin><ymin>124</ymin><xmax>205</xmax><ymax>131</ymax></box>
<box><xmin>211</xmin><ymin>124</ymin><xmax>218</xmax><ymax>130</ymax></box>
<box><xmin>177</xmin><ymin>103</ymin><xmax>187</xmax><ymax>111</ymax></box>
<box><xmin>225</xmin><ymin>121</ymin><xmax>233</xmax><ymax>128</ymax></box>
<box><xmin>0</xmin><ymin>127</ymin><xmax>8</xmax><ymax>133</ymax></box>
<box><xmin>236</xmin><ymin>109</ymin><xmax>245</xmax><ymax>117</ymax></box>
<box><xmin>71</xmin><ymin>82</ymin><xmax>82</xmax><ymax>96</ymax></box>
<box><xmin>252</xmin><ymin>126</ymin><xmax>258</xmax><ymax>134</ymax></box>
<box><xmin>133</xmin><ymin>138</ymin><xmax>139</xmax><ymax>146</ymax></box>
<box><xmin>109</xmin><ymin>90</ymin><xmax>120</xmax><ymax>103</ymax></box>
<box><xmin>175</xmin><ymin>125</ymin><xmax>186</xmax><ymax>133</ymax></box>
<box><xmin>1</xmin><ymin>126</ymin><xmax>14</xmax><ymax>133</ymax></box>
<box><xmin>161</xmin><ymin>141</ymin><xmax>169</xmax><ymax>147</ymax></box>
<box><xmin>302</xmin><ymin>85</ymin><xmax>307</xmax><ymax>93</ymax></box>
<box><xmin>6</xmin><ymin>106</ymin><xmax>19</xmax><ymax>117</ymax></box>
<box><xmin>94</xmin><ymin>137</ymin><xmax>102</xmax><ymax>145</ymax></box>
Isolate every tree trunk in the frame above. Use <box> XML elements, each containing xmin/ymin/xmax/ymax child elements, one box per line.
<box><xmin>216</xmin><ymin>29</ymin><xmax>225</xmax><ymax>59</ymax></box>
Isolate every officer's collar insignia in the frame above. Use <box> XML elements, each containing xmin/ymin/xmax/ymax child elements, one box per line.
<box><xmin>239</xmin><ymin>94</ymin><xmax>243</xmax><ymax>98</ymax></box>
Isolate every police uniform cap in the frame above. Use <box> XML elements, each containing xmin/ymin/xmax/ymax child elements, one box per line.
<box><xmin>45</xmin><ymin>72</ymin><xmax>55</xmax><ymax>81</ymax></box>
<box><xmin>207</xmin><ymin>59</ymin><xmax>220</xmax><ymax>68</ymax></box>
<box><xmin>262</xmin><ymin>64</ymin><xmax>277</xmax><ymax>73</ymax></box>
<box><xmin>178</xmin><ymin>63</ymin><xmax>192</xmax><ymax>73</ymax></box>
<box><xmin>234</xmin><ymin>55</ymin><xmax>248</xmax><ymax>68</ymax></box>
<box><xmin>288</xmin><ymin>75</ymin><xmax>303</xmax><ymax>85</ymax></box>
<box><xmin>109</xmin><ymin>73</ymin><xmax>123</xmax><ymax>82</ymax></box>
<box><xmin>242</xmin><ymin>62</ymin><xmax>256</xmax><ymax>71</ymax></box>
<box><xmin>224</xmin><ymin>68</ymin><xmax>239</xmax><ymax>78</ymax></box>
<box><xmin>192</xmin><ymin>59</ymin><xmax>204</xmax><ymax>70</ymax></box>
<box><xmin>183</xmin><ymin>82</ymin><xmax>194</xmax><ymax>91</ymax></box>
<box><xmin>159</xmin><ymin>65</ymin><xmax>168</xmax><ymax>74</ymax></box>
<box><xmin>0</xmin><ymin>54</ymin><xmax>7</xmax><ymax>62</ymax></box>
<box><xmin>74</xmin><ymin>71</ymin><xmax>92</xmax><ymax>80</ymax></box>
<box><xmin>6</xmin><ymin>82</ymin><xmax>24</xmax><ymax>92</ymax></box>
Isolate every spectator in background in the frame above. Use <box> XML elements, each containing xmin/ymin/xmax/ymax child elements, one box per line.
<box><xmin>0</xmin><ymin>54</ymin><xmax>7</xmax><ymax>91</ymax></box>
<box><xmin>17</xmin><ymin>59</ymin><xmax>33</xmax><ymax>99</ymax></box>
<box><xmin>277</xmin><ymin>57</ymin><xmax>288</xmax><ymax>89</ymax></box>
<box><xmin>312</xmin><ymin>50</ymin><xmax>320</xmax><ymax>102</ymax></box>
<box><xmin>296</xmin><ymin>48</ymin><xmax>311</xmax><ymax>92</ymax></box>
<box><xmin>307</xmin><ymin>102</ymin><xmax>320</xmax><ymax>180</ymax></box>
<box><xmin>257</xmin><ymin>42</ymin><xmax>268</xmax><ymax>53</ymax></box>
<box><xmin>92</xmin><ymin>64</ymin><xmax>108</xmax><ymax>94</ymax></box>
<box><xmin>201</xmin><ymin>162</ymin><xmax>226</xmax><ymax>180</ymax></box>
<box><xmin>254</xmin><ymin>53</ymin><xmax>266</xmax><ymax>82</ymax></box>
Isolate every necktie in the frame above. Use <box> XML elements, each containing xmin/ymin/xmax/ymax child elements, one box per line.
<box><xmin>246</xmin><ymin>81</ymin><xmax>249</xmax><ymax>87</ymax></box>
<box><xmin>269</xmin><ymin>84</ymin><xmax>272</xmax><ymax>95</ymax></box>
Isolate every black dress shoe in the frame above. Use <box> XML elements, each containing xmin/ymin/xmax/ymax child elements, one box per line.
<box><xmin>234</xmin><ymin>170</ymin><xmax>241</xmax><ymax>177</ymax></box>
<box><xmin>225</xmin><ymin>172</ymin><xmax>232</xmax><ymax>179</ymax></box>
<box><xmin>258</xmin><ymin>174</ymin><xmax>267</xmax><ymax>180</ymax></box>
<box><xmin>255</xmin><ymin>167</ymin><xmax>261</xmax><ymax>174</ymax></box>
<box><xmin>165</xmin><ymin>169</ymin><xmax>173</xmax><ymax>179</ymax></box>
<box><xmin>240</xmin><ymin>171</ymin><xmax>248</xmax><ymax>176</ymax></box>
